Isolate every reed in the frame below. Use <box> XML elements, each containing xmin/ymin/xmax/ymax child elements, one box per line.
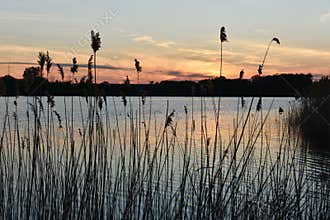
<box><xmin>0</xmin><ymin>95</ymin><xmax>328</xmax><ymax>219</ymax></box>
<box><xmin>289</xmin><ymin>77</ymin><xmax>330</xmax><ymax>148</ymax></box>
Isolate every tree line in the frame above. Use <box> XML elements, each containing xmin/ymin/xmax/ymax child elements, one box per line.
<box><xmin>0</xmin><ymin>73</ymin><xmax>314</xmax><ymax>97</ymax></box>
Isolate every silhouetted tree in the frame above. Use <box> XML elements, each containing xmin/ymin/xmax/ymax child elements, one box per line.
<box><xmin>23</xmin><ymin>66</ymin><xmax>41</xmax><ymax>93</ymax></box>
<box><xmin>2</xmin><ymin>75</ymin><xmax>17</xmax><ymax>95</ymax></box>
<box><xmin>91</xmin><ymin>30</ymin><xmax>101</xmax><ymax>84</ymax></box>
<box><xmin>219</xmin><ymin>26</ymin><xmax>228</xmax><ymax>77</ymax></box>
<box><xmin>23</xmin><ymin>66</ymin><xmax>40</xmax><ymax>82</ymax></box>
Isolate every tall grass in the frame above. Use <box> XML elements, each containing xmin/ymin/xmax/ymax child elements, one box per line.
<box><xmin>0</xmin><ymin>95</ymin><xmax>329</xmax><ymax>219</ymax></box>
<box><xmin>289</xmin><ymin>77</ymin><xmax>330</xmax><ymax>148</ymax></box>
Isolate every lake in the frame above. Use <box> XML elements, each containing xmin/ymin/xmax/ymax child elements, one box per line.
<box><xmin>0</xmin><ymin>96</ymin><xmax>329</xmax><ymax>219</ymax></box>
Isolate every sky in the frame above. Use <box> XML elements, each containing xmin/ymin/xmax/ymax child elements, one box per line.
<box><xmin>0</xmin><ymin>0</ymin><xmax>330</xmax><ymax>83</ymax></box>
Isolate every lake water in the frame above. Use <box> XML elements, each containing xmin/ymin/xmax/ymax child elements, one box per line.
<box><xmin>0</xmin><ymin>96</ymin><xmax>329</xmax><ymax>218</ymax></box>
<box><xmin>1</xmin><ymin>96</ymin><xmax>329</xmax><ymax>175</ymax></box>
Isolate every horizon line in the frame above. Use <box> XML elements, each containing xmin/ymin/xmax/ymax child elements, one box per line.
<box><xmin>0</xmin><ymin>62</ymin><xmax>133</xmax><ymax>71</ymax></box>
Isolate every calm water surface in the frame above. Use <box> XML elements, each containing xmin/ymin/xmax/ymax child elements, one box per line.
<box><xmin>1</xmin><ymin>96</ymin><xmax>329</xmax><ymax>180</ymax></box>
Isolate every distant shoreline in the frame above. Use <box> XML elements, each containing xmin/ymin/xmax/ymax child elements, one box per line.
<box><xmin>0</xmin><ymin>73</ymin><xmax>313</xmax><ymax>97</ymax></box>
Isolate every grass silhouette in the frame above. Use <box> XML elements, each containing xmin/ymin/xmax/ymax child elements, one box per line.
<box><xmin>219</xmin><ymin>26</ymin><xmax>228</xmax><ymax>78</ymax></box>
<box><xmin>57</xmin><ymin>64</ymin><xmax>65</xmax><ymax>81</ymax></box>
<box><xmin>0</xmin><ymin>96</ymin><xmax>328</xmax><ymax>219</ymax></box>
<box><xmin>91</xmin><ymin>30</ymin><xmax>101</xmax><ymax>84</ymax></box>
<box><xmin>71</xmin><ymin>57</ymin><xmax>78</xmax><ymax>83</ymax></box>
<box><xmin>258</xmin><ymin>37</ymin><xmax>280</xmax><ymax>76</ymax></box>
<box><xmin>134</xmin><ymin>59</ymin><xmax>142</xmax><ymax>83</ymax></box>
<box><xmin>37</xmin><ymin>51</ymin><xmax>47</xmax><ymax>77</ymax></box>
<box><xmin>46</xmin><ymin>51</ymin><xmax>52</xmax><ymax>79</ymax></box>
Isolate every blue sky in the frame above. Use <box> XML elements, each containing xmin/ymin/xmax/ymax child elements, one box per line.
<box><xmin>0</xmin><ymin>0</ymin><xmax>330</xmax><ymax>82</ymax></box>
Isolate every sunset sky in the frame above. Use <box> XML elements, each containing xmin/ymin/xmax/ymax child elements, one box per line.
<box><xmin>0</xmin><ymin>0</ymin><xmax>330</xmax><ymax>83</ymax></box>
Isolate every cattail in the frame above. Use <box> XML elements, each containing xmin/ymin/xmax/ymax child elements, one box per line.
<box><xmin>220</xmin><ymin>26</ymin><xmax>228</xmax><ymax>43</ymax></box>
<box><xmin>239</xmin><ymin>69</ymin><xmax>244</xmax><ymax>80</ymax></box>
<box><xmin>122</xmin><ymin>95</ymin><xmax>127</xmax><ymax>107</ymax></box>
<box><xmin>38</xmin><ymin>98</ymin><xmax>44</xmax><ymax>112</ymax></box>
<box><xmin>257</xmin><ymin>97</ymin><xmax>262</xmax><ymax>111</ymax></box>
<box><xmin>142</xmin><ymin>94</ymin><xmax>146</xmax><ymax>105</ymax></box>
<box><xmin>91</xmin><ymin>30</ymin><xmax>101</xmax><ymax>52</ymax></box>
<box><xmin>103</xmin><ymin>96</ymin><xmax>107</xmax><ymax>106</ymax></box>
<box><xmin>71</xmin><ymin>57</ymin><xmax>78</xmax><ymax>82</ymax></box>
<box><xmin>38</xmin><ymin>51</ymin><xmax>47</xmax><ymax>77</ymax></box>
<box><xmin>165</xmin><ymin>110</ymin><xmax>175</xmax><ymax>128</ymax></box>
<box><xmin>47</xmin><ymin>96</ymin><xmax>55</xmax><ymax>108</ymax></box>
<box><xmin>207</xmin><ymin>137</ymin><xmax>211</xmax><ymax>147</ymax></box>
<box><xmin>272</xmin><ymin>37</ymin><xmax>280</xmax><ymax>45</ymax></box>
<box><xmin>134</xmin><ymin>59</ymin><xmax>142</xmax><ymax>83</ymax></box>
<box><xmin>219</xmin><ymin>26</ymin><xmax>228</xmax><ymax>78</ymax></box>
<box><xmin>259</xmin><ymin>37</ymin><xmax>281</xmax><ymax>75</ymax></box>
<box><xmin>98</xmin><ymin>98</ymin><xmax>103</xmax><ymax>110</ymax></box>
<box><xmin>13</xmin><ymin>112</ymin><xmax>17</xmax><ymax>120</ymax></box>
<box><xmin>279</xmin><ymin>107</ymin><xmax>284</xmax><ymax>115</ymax></box>
<box><xmin>124</xmin><ymin>75</ymin><xmax>130</xmax><ymax>85</ymax></box>
<box><xmin>184</xmin><ymin>105</ymin><xmax>188</xmax><ymax>114</ymax></box>
<box><xmin>53</xmin><ymin>110</ymin><xmax>62</xmax><ymax>128</ymax></box>
<box><xmin>241</xmin><ymin>97</ymin><xmax>246</xmax><ymax>108</ymax></box>
<box><xmin>258</xmin><ymin>65</ymin><xmax>263</xmax><ymax>75</ymax></box>
<box><xmin>46</xmin><ymin>51</ymin><xmax>52</xmax><ymax>79</ymax></box>
<box><xmin>134</xmin><ymin>59</ymin><xmax>142</xmax><ymax>72</ymax></box>
<box><xmin>57</xmin><ymin>64</ymin><xmax>64</xmax><ymax>81</ymax></box>
<box><xmin>87</xmin><ymin>55</ymin><xmax>93</xmax><ymax>83</ymax></box>
<box><xmin>91</xmin><ymin>30</ymin><xmax>101</xmax><ymax>84</ymax></box>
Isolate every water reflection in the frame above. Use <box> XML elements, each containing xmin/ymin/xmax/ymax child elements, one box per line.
<box><xmin>1</xmin><ymin>96</ymin><xmax>328</xmax><ymax>176</ymax></box>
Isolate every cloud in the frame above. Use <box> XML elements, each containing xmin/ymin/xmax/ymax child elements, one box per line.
<box><xmin>167</xmin><ymin>71</ymin><xmax>183</xmax><ymax>76</ymax></box>
<box><xmin>0</xmin><ymin>62</ymin><xmax>132</xmax><ymax>71</ymax></box>
<box><xmin>155</xmin><ymin>41</ymin><xmax>176</xmax><ymax>48</ymax></box>
<box><xmin>186</xmin><ymin>73</ymin><xmax>213</xmax><ymax>78</ymax></box>
<box><xmin>0</xmin><ymin>12</ymin><xmax>47</xmax><ymax>21</ymax></box>
<box><xmin>132</xmin><ymin>35</ymin><xmax>155</xmax><ymax>44</ymax></box>
<box><xmin>166</xmin><ymin>70</ymin><xmax>213</xmax><ymax>79</ymax></box>
<box><xmin>320</xmin><ymin>10</ymin><xmax>330</xmax><ymax>23</ymax></box>
<box><xmin>132</xmin><ymin>34</ymin><xmax>175</xmax><ymax>48</ymax></box>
